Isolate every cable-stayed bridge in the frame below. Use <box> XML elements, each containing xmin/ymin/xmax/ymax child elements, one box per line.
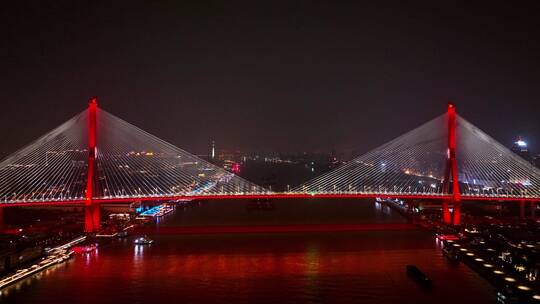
<box><xmin>0</xmin><ymin>98</ymin><xmax>539</xmax><ymax>232</ymax></box>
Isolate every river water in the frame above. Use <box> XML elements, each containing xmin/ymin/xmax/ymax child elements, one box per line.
<box><xmin>1</xmin><ymin>199</ymin><xmax>496</xmax><ymax>303</ymax></box>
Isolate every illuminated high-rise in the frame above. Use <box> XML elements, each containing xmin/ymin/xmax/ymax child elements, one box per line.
<box><xmin>510</xmin><ymin>137</ymin><xmax>532</xmax><ymax>163</ymax></box>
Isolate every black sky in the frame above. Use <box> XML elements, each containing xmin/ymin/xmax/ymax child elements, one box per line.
<box><xmin>1</xmin><ymin>1</ymin><xmax>540</xmax><ymax>158</ymax></box>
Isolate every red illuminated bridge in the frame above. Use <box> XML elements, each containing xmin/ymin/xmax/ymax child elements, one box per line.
<box><xmin>0</xmin><ymin>98</ymin><xmax>539</xmax><ymax>232</ymax></box>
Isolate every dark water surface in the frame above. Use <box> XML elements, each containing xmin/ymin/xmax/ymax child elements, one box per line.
<box><xmin>1</xmin><ymin>200</ymin><xmax>496</xmax><ymax>304</ymax></box>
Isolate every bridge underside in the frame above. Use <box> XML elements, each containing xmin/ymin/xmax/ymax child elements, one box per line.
<box><xmin>1</xmin><ymin>193</ymin><xmax>536</xmax><ymax>235</ymax></box>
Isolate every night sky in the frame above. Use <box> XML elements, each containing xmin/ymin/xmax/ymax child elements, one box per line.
<box><xmin>2</xmin><ymin>1</ymin><xmax>540</xmax><ymax>158</ymax></box>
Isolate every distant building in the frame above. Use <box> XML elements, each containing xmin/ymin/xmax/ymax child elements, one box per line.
<box><xmin>510</xmin><ymin>137</ymin><xmax>532</xmax><ymax>163</ymax></box>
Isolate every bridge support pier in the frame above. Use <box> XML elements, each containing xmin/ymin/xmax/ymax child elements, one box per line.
<box><xmin>84</xmin><ymin>204</ymin><xmax>101</xmax><ymax>233</ymax></box>
<box><xmin>452</xmin><ymin>201</ymin><xmax>461</xmax><ymax>226</ymax></box>
<box><xmin>532</xmin><ymin>202</ymin><xmax>536</xmax><ymax>219</ymax></box>
<box><xmin>442</xmin><ymin>200</ymin><xmax>451</xmax><ymax>224</ymax></box>
<box><xmin>92</xmin><ymin>204</ymin><xmax>101</xmax><ymax>231</ymax></box>
<box><xmin>84</xmin><ymin>206</ymin><xmax>94</xmax><ymax>232</ymax></box>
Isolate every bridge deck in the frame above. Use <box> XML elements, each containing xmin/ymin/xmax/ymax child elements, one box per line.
<box><xmin>1</xmin><ymin>193</ymin><xmax>537</xmax><ymax>208</ymax></box>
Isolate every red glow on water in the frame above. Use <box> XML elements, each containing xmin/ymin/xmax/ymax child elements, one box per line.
<box><xmin>72</xmin><ymin>243</ymin><xmax>98</xmax><ymax>254</ymax></box>
<box><xmin>134</xmin><ymin>223</ymin><xmax>417</xmax><ymax>235</ymax></box>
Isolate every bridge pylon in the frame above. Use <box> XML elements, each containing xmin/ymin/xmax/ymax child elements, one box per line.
<box><xmin>442</xmin><ymin>102</ymin><xmax>461</xmax><ymax>225</ymax></box>
<box><xmin>85</xmin><ymin>97</ymin><xmax>100</xmax><ymax>233</ymax></box>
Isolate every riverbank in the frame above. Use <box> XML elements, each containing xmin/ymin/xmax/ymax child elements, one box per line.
<box><xmin>0</xmin><ymin>236</ymin><xmax>85</xmax><ymax>291</ymax></box>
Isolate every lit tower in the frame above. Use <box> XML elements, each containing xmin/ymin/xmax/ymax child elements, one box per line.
<box><xmin>211</xmin><ymin>140</ymin><xmax>216</xmax><ymax>160</ymax></box>
<box><xmin>85</xmin><ymin>97</ymin><xmax>100</xmax><ymax>233</ymax></box>
<box><xmin>442</xmin><ymin>102</ymin><xmax>461</xmax><ymax>225</ymax></box>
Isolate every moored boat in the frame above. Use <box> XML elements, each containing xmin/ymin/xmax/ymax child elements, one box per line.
<box><xmin>406</xmin><ymin>265</ymin><xmax>432</xmax><ymax>288</ymax></box>
<box><xmin>134</xmin><ymin>236</ymin><xmax>154</xmax><ymax>245</ymax></box>
<box><xmin>442</xmin><ymin>246</ymin><xmax>460</xmax><ymax>262</ymax></box>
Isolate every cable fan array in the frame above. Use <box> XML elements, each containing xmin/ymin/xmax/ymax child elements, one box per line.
<box><xmin>0</xmin><ymin>104</ymin><xmax>539</xmax><ymax>205</ymax></box>
<box><xmin>94</xmin><ymin>110</ymin><xmax>268</xmax><ymax>199</ymax></box>
<box><xmin>457</xmin><ymin>116</ymin><xmax>540</xmax><ymax>198</ymax></box>
<box><xmin>0</xmin><ymin>112</ymin><xmax>89</xmax><ymax>203</ymax></box>
<box><xmin>292</xmin><ymin>114</ymin><xmax>449</xmax><ymax>196</ymax></box>
<box><xmin>293</xmin><ymin>113</ymin><xmax>540</xmax><ymax>199</ymax></box>
<box><xmin>0</xmin><ymin>108</ymin><xmax>268</xmax><ymax>204</ymax></box>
